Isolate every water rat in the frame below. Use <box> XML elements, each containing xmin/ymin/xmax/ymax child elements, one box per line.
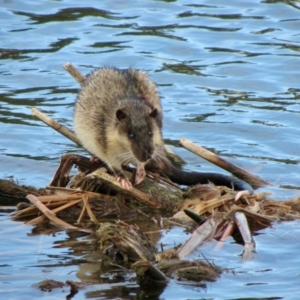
<box><xmin>74</xmin><ymin>67</ymin><xmax>252</xmax><ymax>192</ymax></box>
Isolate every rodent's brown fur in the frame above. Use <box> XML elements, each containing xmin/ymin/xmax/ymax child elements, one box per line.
<box><xmin>74</xmin><ymin>67</ymin><xmax>165</xmax><ymax>187</ymax></box>
<box><xmin>74</xmin><ymin>67</ymin><xmax>253</xmax><ymax>192</ymax></box>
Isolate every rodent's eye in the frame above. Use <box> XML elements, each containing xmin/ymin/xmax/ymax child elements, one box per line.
<box><xmin>129</xmin><ymin>133</ymin><xmax>135</xmax><ymax>139</ymax></box>
<box><xmin>148</xmin><ymin>131</ymin><xmax>153</xmax><ymax>137</ymax></box>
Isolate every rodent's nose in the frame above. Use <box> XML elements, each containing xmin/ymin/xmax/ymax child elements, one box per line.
<box><xmin>143</xmin><ymin>151</ymin><xmax>153</xmax><ymax>161</ymax></box>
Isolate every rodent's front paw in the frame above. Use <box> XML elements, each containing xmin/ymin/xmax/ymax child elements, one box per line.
<box><xmin>117</xmin><ymin>176</ymin><xmax>132</xmax><ymax>189</ymax></box>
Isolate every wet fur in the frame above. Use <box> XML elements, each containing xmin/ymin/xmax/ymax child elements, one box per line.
<box><xmin>74</xmin><ymin>67</ymin><xmax>163</xmax><ymax>179</ymax></box>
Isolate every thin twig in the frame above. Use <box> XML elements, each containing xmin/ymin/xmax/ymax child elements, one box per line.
<box><xmin>83</xmin><ymin>194</ymin><xmax>99</xmax><ymax>223</ymax></box>
<box><xmin>26</xmin><ymin>194</ymin><xmax>82</xmax><ymax>230</ymax></box>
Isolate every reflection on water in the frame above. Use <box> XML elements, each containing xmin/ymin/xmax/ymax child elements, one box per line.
<box><xmin>1</xmin><ymin>0</ymin><xmax>300</xmax><ymax>299</ymax></box>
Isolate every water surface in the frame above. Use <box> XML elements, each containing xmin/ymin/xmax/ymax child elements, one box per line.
<box><xmin>1</xmin><ymin>0</ymin><xmax>300</xmax><ymax>299</ymax></box>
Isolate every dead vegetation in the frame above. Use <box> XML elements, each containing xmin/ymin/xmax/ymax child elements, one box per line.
<box><xmin>5</xmin><ymin>62</ymin><xmax>300</xmax><ymax>290</ymax></box>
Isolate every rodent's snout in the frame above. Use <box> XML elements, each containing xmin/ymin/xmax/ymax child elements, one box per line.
<box><xmin>142</xmin><ymin>149</ymin><xmax>153</xmax><ymax>161</ymax></box>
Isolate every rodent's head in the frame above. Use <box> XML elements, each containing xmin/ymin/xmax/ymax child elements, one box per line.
<box><xmin>115</xmin><ymin>103</ymin><xmax>161</xmax><ymax>164</ymax></box>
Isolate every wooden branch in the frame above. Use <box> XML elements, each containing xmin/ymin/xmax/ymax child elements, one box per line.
<box><xmin>179</xmin><ymin>138</ymin><xmax>269</xmax><ymax>189</ymax></box>
<box><xmin>63</xmin><ymin>62</ymin><xmax>86</xmax><ymax>85</ymax></box>
<box><xmin>32</xmin><ymin>107</ymin><xmax>81</xmax><ymax>146</ymax></box>
<box><xmin>32</xmin><ymin>63</ymin><xmax>86</xmax><ymax>148</ymax></box>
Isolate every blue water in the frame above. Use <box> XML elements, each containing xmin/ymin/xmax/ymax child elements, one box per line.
<box><xmin>1</xmin><ymin>0</ymin><xmax>300</xmax><ymax>299</ymax></box>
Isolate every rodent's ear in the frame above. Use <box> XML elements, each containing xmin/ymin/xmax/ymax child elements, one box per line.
<box><xmin>116</xmin><ymin>109</ymin><xmax>127</xmax><ymax>121</ymax></box>
<box><xmin>149</xmin><ymin>108</ymin><xmax>158</xmax><ymax>118</ymax></box>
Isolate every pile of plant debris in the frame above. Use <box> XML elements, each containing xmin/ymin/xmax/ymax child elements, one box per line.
<box><xmin>3</xmin><ymin>63</ymin><xmax>300</xmax><ymax>295</ymax></box>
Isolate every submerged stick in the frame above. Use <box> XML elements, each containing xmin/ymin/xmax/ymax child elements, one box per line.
<box><xmin>32</xmin><ymin>107</ymin><xmax>81</xmax><ymax>146</ymax></box>
<box><xmin>179</xmin><ymin>138</ymin><xmax>269</xmax><ymax>189</ymax></box>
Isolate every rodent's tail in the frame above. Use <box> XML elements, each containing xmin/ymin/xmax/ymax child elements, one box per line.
<box><xmin>167</xmin><ymin>166</ymin><xmax>253</xmax><ymax>193</ymax></box>
<box><xmin>147</xmin><ymin>157</ymin><xmax>253</xmax><ymax>193</ymax></box>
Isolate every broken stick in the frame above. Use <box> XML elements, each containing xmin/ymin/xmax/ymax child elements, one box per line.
<box><xmin>26</xmin><ymin>194</ymin><xmax>80</xmax><ymax>229</ymax></box>
<box><xmin>179</xmin><ymin>138</ymin><xmax>269</xmax><ymax>189</ymax></box>
<box><xmin>32</xmin><ymin>107</ymin><xmax>81</xmax><ymax>146</ymax></box>
<box><xmin>63</xmin><ymin>62</ymin><xmax>86</xmax><ymax>85</ymax></box>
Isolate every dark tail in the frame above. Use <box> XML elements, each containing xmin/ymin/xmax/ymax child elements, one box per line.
<box><xmin>146</xmin><ymin>157</ymin><xmax>253</xmax><ymax>193</ymax></box>
<box><xmin>166</xmin><ymin>166</ymin><xmax>253</xmax><ymax>193</ymax></box>
<box><xmin>145</xmin><ymin>154</ymin><xmax>253</xmax><ymax>194</ymax></box>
